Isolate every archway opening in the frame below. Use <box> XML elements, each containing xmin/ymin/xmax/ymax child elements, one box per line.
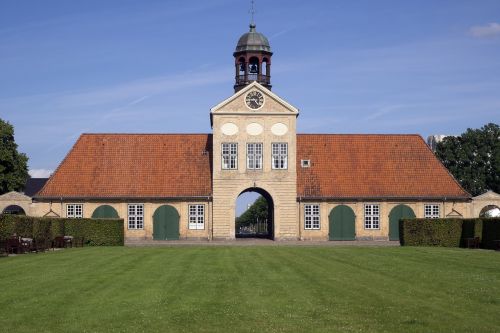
<box><xmin>2</xmin><ymin>205</ymin><xmax>26</xmax><ymax>215</ymax></box>
<box><xmin>480</xmin><ymin>205</ymin><xmax>500</xmax><ymax>217</ymax></box>
<box><xmin>236</xmin><ymin>188</ymin><xmax>274</xmax><ymax>239</ymax></box>
<box><xmin>248</xmin><ymin>56</ymin><xmax>260</xmax><ymax>81</ymax></box>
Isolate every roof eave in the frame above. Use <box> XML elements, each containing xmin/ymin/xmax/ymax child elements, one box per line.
<box><xmin>34</xmin><ymin>195</ymin><xmax>213</xmax><ymax>202</ymax></box>
<box><xmin>297</xmin><ymin>195</ymin><xmax>472</xmax><ymax>202</ymax></box>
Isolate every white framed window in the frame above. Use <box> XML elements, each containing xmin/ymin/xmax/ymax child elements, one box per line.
<box><xmin>66</xmin><ymin>204</ymin><xmax>83</xmax><ymax>218</ymax></box>
<box><xmin>189</xmin><ymin>204</ymin><xmax>205</xmax><ymax>230</ymax></box>
<box><xmin>364</xmin><ymin>204</ymin><xmax>380</xmax><ymax>229</ymax></box>
<box><xmin>222</xmin><ymin>143</ymin><xmax>238</xmax><ymax>169</ymax></box>
<box><xmin>128</xmin><ymin>204</ymin><xmax>144</xmax><ymax>229</ymax></box>
<box><xmin>247</xmin><ymin>143</ymin><xmax>263</xmax><ymax>170</ymax></box>
<box><xmin>272</xmin><ymin>143</ymin><xmax>288</xmax><ymax>169</ymax></box>
<box><xmin>301</xmin><ymin>159</ymin><xmax>311</xmax><ymax>168</ymax></box>
<box><xmin>424</xmin><ymin>204</ymin><xmax>440</xmax><ymax>219</ymax></box>
<box><xmin>305</xmin><ymin>204</ymin><xmax>320</xmax><ymax>230</ymax></box>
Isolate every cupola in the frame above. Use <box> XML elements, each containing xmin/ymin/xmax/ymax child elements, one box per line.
<box><xmin>233</xmin><ymin>24</ymin><xmax>273</xmax><ymax>92</ymax></box>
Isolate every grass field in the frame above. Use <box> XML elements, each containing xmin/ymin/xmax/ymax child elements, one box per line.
<box><xmin>1</xmin><ymin>246</ymin><xmax>499</xmax><ymax>333</ymax></box>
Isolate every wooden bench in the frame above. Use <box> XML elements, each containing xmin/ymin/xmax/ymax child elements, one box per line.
<box><xmin>465</xmin><ymin>237</ymin><xmax>480</xmax><ymax>249</ymax></box>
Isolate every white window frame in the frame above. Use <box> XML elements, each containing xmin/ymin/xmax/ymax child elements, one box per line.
<box><xmin>424</xmin><ymin>204</ymin><xmax>440</xmax><ymax>219</ymax></box>
<box><xmin>272</xmin><ymin>143</ymin><xmax>288</xmax><ymax>169</ymax></box>
<box><xmin>247</xmin><ymin>143</ymin><xmax>263</xmax><ymax>170</ymax></box>
<box><xmin>66</xmin><ymin>204</ymin><xmax>83</xmax><ymax>218</ymax></box>
<box><xmin>304</xmin><ymin>204</ymin><xmax>320</xmax><ymax>230</ymax></box>
<box><xmin>364</xmin><ymin>204</ymin><xmax>380</xmax><ymax>229</ymax></box>
<box><xmin>222</xmin><ymin>143</ymin><xmax>238</xmax><ymax>170</ymax></box>
<box><xmin>128</xmin><ymin>204</ymin><xmax>144</xmax><ymax>230</ymax></box>
<box><xmin>189</xmin><ymin>204</ymin><xmax>205</xmax><ymax>230</ymax></box>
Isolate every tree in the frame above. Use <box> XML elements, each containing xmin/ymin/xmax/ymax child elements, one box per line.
<box><xmin>435</xmin><ymin>123</ymin><xmax>500</xmax><ymax>196</ymax></box>
<box><xmin>236</xmin><ymin>196</ymin><xmax>269</xmax><ymax>227</ymax></box>
<box><xmin>0</xmin><ymin>118</ymin><xmax>29</xmax><ymax>194</ymax></box>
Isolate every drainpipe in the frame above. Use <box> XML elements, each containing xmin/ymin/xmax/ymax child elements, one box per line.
<box><xmin>298</xmin><ymin>197</ymin><xmax>302</xmax><ymax>241</ymax></box>
<box><xmin>209</xmin><ymin>197</ymin><xmax>213</xmax><ymax>241</ymax></box>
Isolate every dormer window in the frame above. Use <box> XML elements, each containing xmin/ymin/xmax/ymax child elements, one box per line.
<box><xmin>301</xmin><ymin>160</ymin><xmax>311</xmax><ymax>168</ymax></box>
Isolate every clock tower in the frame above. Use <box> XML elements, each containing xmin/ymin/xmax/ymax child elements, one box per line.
<box><xmin>210</xmin><ymin>24</ymin><xmax>299</xmax><ymax>240</ymax></box>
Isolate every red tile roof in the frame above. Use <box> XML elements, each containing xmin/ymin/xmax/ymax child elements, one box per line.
<box><xmin>37</xmin><ymin>134</ymin><xmax>212</xmax><ymax>199</ymax></box>
<box><xmin>37</xmin><ymin>133</ymin><xmax>469</xmax><ymax>200</ymax></box>
<box><xmin>297</xmin><ymin>134</ymin><xmax>470</xmax><ymax>199</ymax></box>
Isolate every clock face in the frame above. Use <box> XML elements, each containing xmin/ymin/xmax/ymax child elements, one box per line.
<box><xmin>245</xmin><ymin>91</ymin><xmax>264</xmax><ymax>110</ymax></box>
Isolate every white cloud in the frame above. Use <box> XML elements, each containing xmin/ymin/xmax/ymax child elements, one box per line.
<box><xmin>29</xmin><ymin>169</ymin><xmax>53</xmax><ymax>178</ymax></box>
<box><xmin>469</xmin><ymin>22</ymin><xmax>500</xmax><ymax>38</ymax></box>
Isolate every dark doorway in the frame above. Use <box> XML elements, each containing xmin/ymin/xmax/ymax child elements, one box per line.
<box><xmin>235</xmin><ymin>188</ymin><xmax>274</xmax><ymax>239</ymax></box>
<box><xmin>2</xmin><ymin>205</ymin><xmax>26</xmax><ymax>215</ymax></box>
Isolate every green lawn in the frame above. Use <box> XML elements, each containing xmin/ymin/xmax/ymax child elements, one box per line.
<box><xmin>1</xmin><ymin>246</ymin><xmax>499</xmax><ymax>333</ymax></box>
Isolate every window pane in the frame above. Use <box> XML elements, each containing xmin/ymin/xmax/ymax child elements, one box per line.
<box><xmin>304</xmin><ymin>204</ymin><xmax>320</xmax><ymax>230</ymax></box>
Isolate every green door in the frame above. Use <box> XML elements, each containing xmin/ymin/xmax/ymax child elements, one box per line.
<box><xmin>153</xmin><ymin>205</ymin><xmax>179</xmax><ymax>240</ymax></box>
<box><xmin>329</xmin><ymin>205</ymin><xmax>356</xmax><ymax>240</ymax></box>
<box><xmin>91</xmin><ymin>205</ymin><xmax>119</xmax><ymax>218</ymax></box>
<box><xmin>389</xmin><ymin>205</ymin><xmax>415</xmax><ymax>241</ymax></box>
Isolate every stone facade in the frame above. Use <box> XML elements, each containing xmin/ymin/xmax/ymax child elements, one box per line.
<box><xmin>211</xmin><ymin>82</ymin><xmax>299</xmax><ymax>240</ymax></box>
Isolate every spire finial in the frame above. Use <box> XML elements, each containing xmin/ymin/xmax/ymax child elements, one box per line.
<box><xmin>249</xmin><ymin>0</ymin><xmax>255</xmax><ymax>25</ymax></box>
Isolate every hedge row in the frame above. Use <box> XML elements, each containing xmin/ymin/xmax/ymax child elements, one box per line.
<box><xmin>0</xmin><ymin>215</ymin><xmax>124</xmax><ymax>246</ymax></box>
<box><xmin>400</xmin><ymin>218</ymin><xmax>500</xmax><ymax>249</ymax></box>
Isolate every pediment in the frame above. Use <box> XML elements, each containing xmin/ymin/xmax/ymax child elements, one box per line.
<box><xmin>210</xmin><ymin>81</ymin><xmax>299</xmax><ymax>119</ymax></box>
<box><xmin>0</xmin><ymin>191</ymin><xmax>32</xmax><ymax>202</ymax></box>
<box><xmin>473</xmin><ymin>190</ymin><xmax>500</xmax><ymax>201</ymax></box>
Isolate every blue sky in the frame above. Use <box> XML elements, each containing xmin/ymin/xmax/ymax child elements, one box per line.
<box><xmin>1</xmin><ymin>0</ymin><xmax>499</xmax><ymax>182</ymax></box>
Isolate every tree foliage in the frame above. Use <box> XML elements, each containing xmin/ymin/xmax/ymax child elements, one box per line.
<box><xmin>0</xmin><ymin>118</ymin><xmax>29</xmax><ymax>194</ymax></box>
<box><xmin>435</xmin><ymin>123</ymin><xmax>500</xmax><ymax>196</ymax></box>
<box><xmin>236</xmin><ymin>196</ymin><xmax>269</xmax><ymax>227</ymax></box>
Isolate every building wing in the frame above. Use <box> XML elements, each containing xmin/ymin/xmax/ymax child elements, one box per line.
<box><xmin>36</xmin><ymin>134</ymin><xmax>213</xmax><ymax>199</ymax></box>
<box><xmin>297</xmin><ymin>134</ymin><xmax>470</xmax><ymax>200</ymax></box>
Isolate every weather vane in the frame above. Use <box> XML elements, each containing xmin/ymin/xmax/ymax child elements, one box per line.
<box><xmin>249</xmin><ymin>0</ymin><xmax>256</xmax><ymax>24</ymax></box>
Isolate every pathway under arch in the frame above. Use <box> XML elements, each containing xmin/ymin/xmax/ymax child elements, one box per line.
<box><xmin>235</xmin><ymin>188</ymin><xmax>274</xmax><ymax>240</ymax></box>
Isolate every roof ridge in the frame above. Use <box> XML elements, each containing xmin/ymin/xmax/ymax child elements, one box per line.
<box><xmin>297</xmin><ymin>133</ymin><xmax>422</xmax><ymax>136</ymax></box>
<box><xmin>81</xmin><ymin>133</ymin><xmax>212</xmax><ymax>136</ymax></box>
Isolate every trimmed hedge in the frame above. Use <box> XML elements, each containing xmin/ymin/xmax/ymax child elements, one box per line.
<box><xmin>399</xmin><ymin>218</ymin><xmax>463</xmax><ymax>247</ymax></box>
<box><xmin>400</xmin><ymin>217</ymin><xmax>500</xmax><ymax>249</ymax></box>
<box><xmin>0</xmin><ymin>215</ymin><xmax>124</xmax><ymax>246</ymax></box>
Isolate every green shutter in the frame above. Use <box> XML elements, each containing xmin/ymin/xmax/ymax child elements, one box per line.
<box><xmin>389</xmin><ymin>205</ymin><xmax>415</xmax><ymax>241</ymax></box>
<box><xmin>329</xmin><ymin>205</ymin><xmax>356</xmax><ymax>240</ymax></box>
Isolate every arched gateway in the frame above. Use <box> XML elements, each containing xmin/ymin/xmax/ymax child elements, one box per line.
<box><xmin>235</xmin><ymin>188</ymin><xmax>274</xmax><ymax>239</ymax></box>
